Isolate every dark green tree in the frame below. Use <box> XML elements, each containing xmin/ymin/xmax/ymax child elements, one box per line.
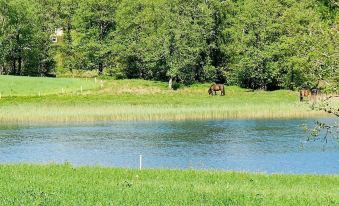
<box><xmin>72</xmin><ymin>0</ymin><xmax>118</xmax><ymax>74</ymax></box>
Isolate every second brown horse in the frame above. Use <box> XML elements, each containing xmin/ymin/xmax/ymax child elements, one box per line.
<box><xmin>208</xmin><ymin>84</ymin><xmax>225</xmax><ymax>96</ymax></box>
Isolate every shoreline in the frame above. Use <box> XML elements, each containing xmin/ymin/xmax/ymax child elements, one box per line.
<box><xmin>1</xmin><ymin>163</ymin><xmax>339</xmax><ymax>176</ymax></box>
<box><xmin>0</xmin><ymin>108</ymin><xmax>329</xmax><ymax>125</ymax></box>
<box><xmin>1</xmin><ymin>162</ymin><xmax>338</xmax><ymax>176</ymax></box>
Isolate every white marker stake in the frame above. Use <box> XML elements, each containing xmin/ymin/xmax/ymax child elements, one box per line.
<box><xmin>139</xmin><ymin>155</ymin><xmax>142</xmax><ymax>170</ymax></box>
<box><xmin>95</xmin><ymin>77</ymin><xmax>97</xmax><ymax>84</ymax></box>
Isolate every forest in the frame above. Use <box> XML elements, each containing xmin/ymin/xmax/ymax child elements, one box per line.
<box><xmin>0</xmin><ymin>0</ymin><xmax>338</xmax><ymax>90</ymax></box>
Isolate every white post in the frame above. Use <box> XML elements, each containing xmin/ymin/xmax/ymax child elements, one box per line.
<box><xmin>95</xmin><ymin>77</ymin><xmax>97</xmax><ymax>84</ymax></box>
<box><xmin>100</xmin><ymin>80</ymin><xmax>103</xmax><ymax>89</ymax></box>
<box><xmin>139</xmin><ymin>155</ymin><xmax>142</xmax><ymax>170</ymax></box>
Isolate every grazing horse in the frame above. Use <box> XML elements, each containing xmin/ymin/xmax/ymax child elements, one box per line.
<box><xmin>300</xmin><ymin>88</ymin><xmax>321</xmax><ymax>102</ymax></box>
<box><xmin>310</xmin><ymin>88</ymin><xmax>319</xmax><ymax>102</ymax></box>
<box><xmin>208</xmin><ymin>84</ymin><xmax>225</xmax><ymax>96</ymax></box>
<box><xmin>299</xmin><ymin>89</ymin><xmax>311</xmax><ymax>102</ymax></box>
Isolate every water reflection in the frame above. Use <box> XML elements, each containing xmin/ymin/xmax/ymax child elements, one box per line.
<box><xmin>0</xmin><ymin>119</ymin><xmax>338</xmax><ymax>174</ymax></box>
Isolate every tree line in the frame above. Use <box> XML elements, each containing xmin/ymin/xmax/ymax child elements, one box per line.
<box><xmin>0</xmin><ymin>0</ymin><xmax>338</xmax><ymax>90</ymax></box>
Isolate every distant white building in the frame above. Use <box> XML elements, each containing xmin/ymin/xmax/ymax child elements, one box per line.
<box><xmin>51</xmin><ymin>28</ymin><xmax>64</xmax><ymax>43</ymax></box>
<box><xmin>55</xmin><ymin>28</ymin><xmax>64</xmax><ymax>36</ymax></box>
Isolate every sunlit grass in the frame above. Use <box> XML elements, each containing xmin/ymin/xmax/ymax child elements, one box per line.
<box><xmin>0</xmin><ymin>75</ymin><xmax>98</xmax><ymax>97</ymax></box>
<box><xmin>0</xmin><ymin>164</ymin><xmax>338</xmax><ymax>205</ymax></box>
<box><xmin>0</xmin><ymin>76</ymin><xmax>329</xmax><ymax>123</ymax></box>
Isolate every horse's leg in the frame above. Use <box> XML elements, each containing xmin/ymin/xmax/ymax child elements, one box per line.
<box><xmin>300</xmin><ymin>90</ymin><xmax>306</xmax><ymax>102</ymax></box>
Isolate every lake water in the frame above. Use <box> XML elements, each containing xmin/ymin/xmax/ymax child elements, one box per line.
<box><xmin>0</xmin><ymin>119</ymin><xmax>338</xmax><ymax>174</ymax></box>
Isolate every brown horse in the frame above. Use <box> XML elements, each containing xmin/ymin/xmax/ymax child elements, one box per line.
<box><xmin>208</xmin><ymin>84</ymin><xmax>225</xmax><ymax>96</ymax></box>
<box><xmin>299</xmin><ymin>89</ymin><xmax>311</xmax><ymax>102</ymax></box>
<box><xmin>300</xmin><ymin>88</ymin><xmax>324</xmax><ymax>102</ymax></box>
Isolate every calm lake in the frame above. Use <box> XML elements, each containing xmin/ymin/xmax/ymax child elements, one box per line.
<box><xmin>0</xmin><ymin>118</ymin><xmax>338</xmax><ymax>174</ymax></box>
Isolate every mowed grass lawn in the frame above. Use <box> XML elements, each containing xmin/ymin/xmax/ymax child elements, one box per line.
<box><xmin>0</xmin><ymin>75</ymin><xmax>328</xmax><ymax>123</ymax></box>
<box><xmin>0</xmin><ymin>75</ymin><xmax>98</xmax><ymax>96</ymax></box>
<box><xmin>0</xmin><ymin>164</ymin><xmax>338</xmax><ymax>206</ymax></box>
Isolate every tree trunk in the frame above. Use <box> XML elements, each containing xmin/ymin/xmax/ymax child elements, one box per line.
<box><xmin>98</xmin><ymin>62</ymin><xmax>103</xmax><ymax>75</ymax></box>
<box><xmin>18</xmin><ymin>55</ymin><xmax>22</xmax><ymax>75</ymax></box>
<box><xmin>168</xmin><ymin>77</ymin><xmax>173</xmax><ymax>89</ymax></box>
<box><xmin>12</xmin><ymin>58</ymin><xmax>16</xmax><ymax>75</ymax></box>
<box><xmin>15</xmin><ymin>33</ymin><xmax>21</xmax><ymax>75</ymax></box>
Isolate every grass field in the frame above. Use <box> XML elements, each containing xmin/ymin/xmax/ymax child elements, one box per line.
<box><xmin>0</xmin><ymin>164</ymin><xmax>338</xmax><ymax>205</ymax></box>
<box><xmin>0</xmin><ymin>75</ymin><xmax>330</xmax><ymax>123</ymax></box>
<box><xmin>0</xmin><ymin>75</ymin><xmax>98</xmax><ymax>96</ymax></box>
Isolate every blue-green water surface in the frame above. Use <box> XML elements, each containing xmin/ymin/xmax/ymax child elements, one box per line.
<box><xmin>0</xmin><ymin>119</ymin><xmax>338</xmax><ymax>174</ymax></box>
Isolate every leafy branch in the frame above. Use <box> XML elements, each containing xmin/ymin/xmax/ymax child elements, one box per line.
<box><xmin>302</xmin><ymin>121</ymin><xmax>338</xmax><ymax>143</ymax></box>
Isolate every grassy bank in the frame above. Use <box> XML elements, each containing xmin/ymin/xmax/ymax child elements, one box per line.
<box><xmin>0</xmin><ymin>76</ymin><xmax>330</xmax><ymax>123</ymax></box>
<box><xmin>0</xmin><ymin>164</ymin><xmax>338</xmax><ymax>205</ymax></box>
<box><xmin>0</xmin><ymin>75</ymin><xmax>98</xmax><ymax>97</ymax></box>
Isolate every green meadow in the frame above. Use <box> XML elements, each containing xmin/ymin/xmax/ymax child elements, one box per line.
<box><xmin>0</xmin><ymin>75</ymin><xmax>328</xmax><ymax>123</ymax></box>
<box><xmin>0</xmin><ymin>164</ymin><xmax>338</xmax><ymax>206</ymax></box>
<box><xmin>0</xmin><ymin>75</ymin><xmax>98</xmax><ymax>97</ymax></box>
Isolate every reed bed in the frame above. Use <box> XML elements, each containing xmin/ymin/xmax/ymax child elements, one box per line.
<box><xmin>0</xmin><ymin>102</ymin><xmax>327</xmax><ymax>124</ymax></box>
<box><xmin>0</xmin><ymin>164</ymin><xmax>338</xmax><ymax>205</ymax></box>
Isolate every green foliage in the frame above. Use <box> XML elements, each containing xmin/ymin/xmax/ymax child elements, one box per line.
<box><xmin>225</xmin><ymin>0</ymin><xmax>338</xmax><ymax>90</ymax></box>
<box><xmin>0</xmin><ymin>0</ymin><xmax>55</xmax><ymax>76</ymax></box>
<box><xmin>113</xmin><ymin>0</ymin><xmax>218</xmax><ymax>84</ymax></box>
<box><xmin>72</xmin><ymin>0</ymin><xmax>118</xmax><ymax>74</ymax></box>
<box><xmin>0</xmin><ymin>0</ymin><xmax>337</xmax><ymax>90</ymax></box>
